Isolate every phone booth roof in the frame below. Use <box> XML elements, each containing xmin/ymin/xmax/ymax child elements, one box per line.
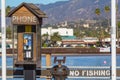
<box><xmin>7</xmin><ymin>2</ymin><xmax>47</xmax><ymax>25</ymax></box>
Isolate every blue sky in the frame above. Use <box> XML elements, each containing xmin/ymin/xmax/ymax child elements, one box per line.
<box><xmin>5</xmin><ymin>0</ymin><xmax>68</xmax><ymax>7</ymax></box>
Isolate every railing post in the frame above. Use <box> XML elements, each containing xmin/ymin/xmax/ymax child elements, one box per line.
<box><xmin>46</xmin><ymin>53</ymin><xmax>51</xmax><ymax>80</ymax></box>
<box><xmin>46</xmin><ymin>53</ymin><xmax>51</xmax><ymax>67</ymax></box>
<box><xmin>1</xmin><ymin>0</ymin><xmax>6</xmax><ymax>80</ymax></box>
<box><xmin>111</xmin><ymin>0</ymin><xmax>117</xmax><ymax>80</ymax></box>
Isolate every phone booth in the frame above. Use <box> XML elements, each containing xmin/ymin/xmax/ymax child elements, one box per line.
<box><xmin>8</xmin><ymin>2</ymin><xmax>46</xmax><ymax>80</ymax></box>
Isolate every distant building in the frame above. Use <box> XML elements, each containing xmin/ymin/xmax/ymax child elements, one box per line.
<box><xmin>85</xmin><ymin>20</ymin><xmax>96</xmax><ymax>24</ymax></box>
<box><xmin>83</xmin><ymin>23</ymin><xmax>89</xmax><ymax>28</ymax></box>
<box><xmin>62</xmin><ymin>37</ymin><xmax>98</xmax><ymax>46</ymax></box>
<box><xmin>41</xmin><ymin>27</ymin><xmax>73</xmax><ymax>36</ymax></box>
<box><xmin>57</xmin><ymin>21</ymin><xmax>68</xmax><ymax>27</ymax></box>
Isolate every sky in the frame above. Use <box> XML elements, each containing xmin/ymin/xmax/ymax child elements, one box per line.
<box><xmin>5</xmin><ymin>0</ymin><xmax>68</xmax><ymax>7</ymax></box>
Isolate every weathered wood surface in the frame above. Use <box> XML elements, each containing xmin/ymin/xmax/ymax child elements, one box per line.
<box><xmin>3</xmin><ymin>48</ymin><xmax>120</xmax><ymax>55</ymax></box>
<box><xmin>11</xmin><ymin>6</ymin><xmax>39</xmax><ymax>25</ymax></box>
<box><xmin>18</xmin><ymin>33</ymin><xmax>23</xmax><ymax>61</ymax></box>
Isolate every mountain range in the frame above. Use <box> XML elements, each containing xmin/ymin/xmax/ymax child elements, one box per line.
<box><xmin>36</xmin><ymin>0</ymin><xmax>120</xmax><ymax>24</ymax></box>
<box><xmin>1</xmin><ymin>0</ymin><xmax>120</xmax><ymax>26</ymax></box>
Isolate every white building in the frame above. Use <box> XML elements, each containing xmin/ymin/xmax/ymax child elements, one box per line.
<box><xmin>41</xmin><ymin>27</ymin><xmax>73</xmax><ymax>36</ymax></box>
<box><xmin>83</xmin><ymin>23</ymin><xmax>89</xmax><ymax>28</ymax></box>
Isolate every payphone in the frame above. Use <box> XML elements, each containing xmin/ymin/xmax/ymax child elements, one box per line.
<box><xmin>23</xmin><ymin>33</ymin><xmax>33</xmax><ymax>60</ymax></box>
<box><xmin>8</xmin><ymin>2</ymin><xmax>47</xmax><ymax>80</ymax></box>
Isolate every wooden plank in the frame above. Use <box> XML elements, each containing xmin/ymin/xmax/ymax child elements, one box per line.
<box><xmin>18</xmin><ymin>33</ymin><xmax>23</xmax><ymax>61</ymax></box>
<box><xmin>41</xmin><ymin>48</ymin><xmax>103</xmax><ymax>54</ymax></box>
<box><xmin>36</xmin><ymin>26</ymin><xmax>41</xmax><ymax>67</ymax></box>
<box><xmin>33</xmin><ymin>33</ymin><xmax>37</xmax><ymax>61</ymax></box>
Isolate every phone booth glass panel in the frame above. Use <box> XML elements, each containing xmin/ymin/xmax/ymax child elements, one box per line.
<box><xmin>23</xmin><ymin>33</ymin><xmax>33</xmax><ymax>60</ymax></box>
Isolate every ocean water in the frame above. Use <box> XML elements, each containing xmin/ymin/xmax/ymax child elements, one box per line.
<box><xmin>0</xmin><ymin>55</ymin><xmax>120</xmax><ymax>80</ymax></box>
<box><xmin>1</xmin><ymin>55</ymin><xmax>120</xmax><ymax>66</ymax></box>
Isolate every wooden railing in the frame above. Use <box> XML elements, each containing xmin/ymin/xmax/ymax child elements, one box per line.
<box><xmin>1</xmin><ymin>48</ymin><xmax>120</xmax><ymax>54</ymax></box>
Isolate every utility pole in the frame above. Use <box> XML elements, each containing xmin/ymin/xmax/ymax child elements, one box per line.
<box><xmin>111</xmin><ymin>0</ymin><xmax>117</xmax><ymax>80</ymax></box>
<box><xmin>1</xmin><ymin>0</ymin><xmax>7</xmax><ymax>80</ymax></box>
<box><xmin>116</xmin><ymin>0</ymin><xmax>119</xmax><ymax>47</ymax></box>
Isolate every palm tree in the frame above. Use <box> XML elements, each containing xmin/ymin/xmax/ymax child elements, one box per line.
<box><xmin>104</xmin><ymin>6</ymin><xmax>110</xmax><ymax>34</ymax></box>
<box><xmin>104</xmin><ymin>6</ymin><xmax>110</xmax><ymax>13</ymax></box>
<box><xmin>95</xmin><ymin>8</ymin><xmax>101</xmax><ymax>16</ymax></box>
<box><xmin>104</xmin><ymin>6</ymin><xmax>110</xmax><ymax>46</ymax></box>
<box><xmin>95</xmin><ymin>8</ymin><xmax>102</xmax><ymax>47</ymax></box>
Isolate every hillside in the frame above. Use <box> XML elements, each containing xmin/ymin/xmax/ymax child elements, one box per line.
<box><xmin>2</xmin><ymin>0</ymin><xmax>120</xmax><ymax>25</ymax></box>
<box><xmin>38</xmin><ymin>0</ymin><xmax>115</xmax><ymax>24</ymax></box>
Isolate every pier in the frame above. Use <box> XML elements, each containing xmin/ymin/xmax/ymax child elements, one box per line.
<box><xmin>0</xmin><ymin>1</ymin><xmax>119</xmax><ymax>79</ymax></box>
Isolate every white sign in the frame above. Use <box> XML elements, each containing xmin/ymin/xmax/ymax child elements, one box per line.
<box><xmin>100</xmin><ymin>48</ymin><xmax>111</xmax><ymax>52</ymax></box>
<box><xmin>69</xmin><ymin>70</ymin><xmax>110</xmax><ymax>77</ymax></box>
<box><xmin>12</xmin><ymin>16</ymin><xmax>37</xmax><ymax>24</ymax></box>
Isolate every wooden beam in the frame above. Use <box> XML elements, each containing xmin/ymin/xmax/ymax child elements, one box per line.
<box><xmin>1</xmin><ymin>48</ymin><xmax>120</xmax><ymax>55</ymax></box>
<box><xmin>46</xmin><ymin>54</ymin><xmax>51</xmax><ymax>67</ymax></box>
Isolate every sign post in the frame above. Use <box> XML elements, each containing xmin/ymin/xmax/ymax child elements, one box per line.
<box><xmin>1</xmin><ymin>0</ymin><xmax>7</xmax><ymax>80</ymax></box>
<box><xmin>111</xmin><ymin>0</ymin><xmax>117</xmax><ymax>80</ymax></box>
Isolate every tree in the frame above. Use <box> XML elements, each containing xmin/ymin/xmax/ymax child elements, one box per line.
<box><xmin>116</xmin><ymin>0</ymin><xmax>119</xmax><ymax>47</ymax></box>
<box><xmin>104</xmin><ymin>6</ymin><xmax>110</xmax><ymax>35</ymax></box>
<box><xmin>42</xmin><ymin>33</ymin><xmax>49</xmax><ymax>40</ymax></box>
<box><xmin>118</xmin><ymin>21</ymin><xmax>120</xmax><ymax>46</ymax></box>
<box><xmin>6</xmin><ymin>6</ymin><xmax>12</xmax><ymax>39</ymax></box>
<box><xmin>95</xmin><ymin>8</ymin><xmax>101</xmax><ymax>16</ymax></box>
<box><xmin>51</xmin><ymin>32</ymin><xmax>62</xmax><ymax>47</ymax></box>
<box><xmin>104</xmin><ymin>6</ymin><xmax>110</xmax><ymax>13</ymax></box>
<box><xmin>6</xmin><ymin>27</ymin><xmax>12</xmax><ymax>39</ymax></box>
<box><xmin>6</xmin><ymin>6</ymin><xmax>11</xmax><ymax>16</ymax></box>
<box><xmin>118</xmin><ymin>21</ymin><xmax>120</xmax><ymax>28</ymax></box>
<box><xmin>95</xmin><ymin>8</ymin><xmax>102</xmax><ymax>47</ymax></box>
<box><xmin>74</xmin><ymin>28</ymin><xmax>84</xmax><ymax>38</ymax></box>
<box><xmin>42</xmin><ymin>33</ymin><xmax>49</xmax><ymax>47</ymax></box>
<box><xmin>74</xmin><ymin>30</ymin><xmax>79</xmax><ymax>38</ymax></box>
